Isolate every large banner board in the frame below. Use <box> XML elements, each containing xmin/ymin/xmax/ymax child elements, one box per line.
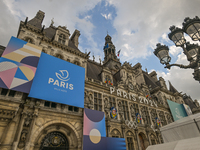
<box><xmin>29</xmin><ymin>53</ymin><xmax>85</xmax><ymax>108</ymax></box>
<box><xmin>0</xmin><ymin>37</ymin><xmax>85</xmax><ymax>108</ymax></box>
<box><xmin>0</xmin><ymin>36</ymin><xmax>42</xmax><ymax>93</ymax></box>
<box><xmin>167</xmin><ymin>100</ymin><xmax>188</xmax><ymax>121</ymax></box>
<box><xmin>83</xmin><ymin>108</ymin><xmax>126</xmax><ymax>150</ymax></box>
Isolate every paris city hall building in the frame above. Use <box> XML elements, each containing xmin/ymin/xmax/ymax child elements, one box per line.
<box><xmin>0</xmin><ymin>10</ymin><xmax>199</xmax><ymax>150</ymax></box>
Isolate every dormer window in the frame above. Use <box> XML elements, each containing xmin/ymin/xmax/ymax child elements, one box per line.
<box><xmin>58</xmin><ymin>34</ymin><xmax>66</xmax><ymax>44</ymax></box>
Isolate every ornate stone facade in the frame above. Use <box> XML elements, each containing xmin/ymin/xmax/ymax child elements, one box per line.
<box><xmin>0</xmin><ymin>10</ymin><xmax>199</xmax><ymax>150</ymax></box>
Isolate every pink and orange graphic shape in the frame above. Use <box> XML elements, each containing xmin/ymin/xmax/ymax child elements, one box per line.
<box><xmin>0</xmin><ymin>36</ymin><xmax>42</xmax><ymax>93</ymax></box>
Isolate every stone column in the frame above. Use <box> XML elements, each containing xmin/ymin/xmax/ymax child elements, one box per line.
<box><xmin>134</xmin><ymin>129</ymin><xmax>141</xmax><ymax>150</ymax></box>
<box><xmin>0</xmin><ymin>109</ymin><xmax>20</xmax><ymax>145</ymax></box>
<box><xmin>156</xmin><ymin>131</ymin><xmax>162</xmax><ymax>144</ymax></box>
<box><xmin>147</xmin><ymin>107</ymin><xmax>152</xmax><ymax>125</ymax></box>
<box><xmin>12</xmin><ymin>112</ymin><xmax>27</xmax><ymax>150</ymax></box>
<box><xmin>164</xmin><ymin>112</ymin><xmax>168</xmax><ymax>125</ymax></box>
<box><xmin>24</xmin><ymin>109</ymin><xmax>38</xmax><ymax>150</ymax></box>
<box><xmin>121</xmin><ymin>123</ymin><xmax>126</xmax><ymax>138</ymax></box>
<box><xmin>106</xmin><ymin>118</ymin><xmax>111</xmax><ymax>137</ymax></box>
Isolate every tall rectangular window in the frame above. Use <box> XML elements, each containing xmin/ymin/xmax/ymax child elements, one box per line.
<box><xmin>127</xmin><ymin>137</ymin><xmax>134</xmax><ymax>150</ymax></box>
<box><xmin>94</xmin><ymin>92</ymin><xmax>102</xmax><ymax>111</ymax></box>
<box><xmin>130</xmin><ymin>103</ymin><xmax>139</xmax><ymax>121</ymax></box>
<box><xmin>122</xmin><ymin>100</ymin><xmax>129</xmax><ymax>120</ymax></box>
<box><xmin>109</xmin><ymin>97</ymin><xmax>116</xmax><ymax>108</ymax></box>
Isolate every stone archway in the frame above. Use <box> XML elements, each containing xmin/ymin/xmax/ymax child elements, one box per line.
<box><xmin>139</xmin><ymin>132</ymin><xmax>149</xmax><ymax>150</ymax></box>
<box><xmin>110</xmin><ymin>128</ymin><xmax>122</xmax><ymax>138</ymax></box>
<box><xmin>40</xmin><ymin>131</ymin><xmax>69</xmax><ymax>150</ymax></box>
<box><xmin>31</xmin><ymin>121</ymin><xmax>81</xmax><ymax>150</ymax></box>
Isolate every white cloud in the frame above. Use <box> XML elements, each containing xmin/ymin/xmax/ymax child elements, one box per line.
<box><xmin>0</xmin><ymin>0</ymin><xmax>101</xmax><ymax>53</ymax></box>
<box><xmin>107</xmin><ymin>0</ymin><xmax>200</xmax><ymax>60</ymax></box>
<box><xmin>84</xmin><ymin>15</ymin><xmax>91</xmax><ymax>20</ymax></box>
<box><xmin>156</xmin><ymin>53</ymin><xmax>200</xmax><ymax>100</ymax></box>
<box><xmin>161</xmin><ymin>33</ymin><xmax>170</xmax><ymax>42</ymax></box>
<box><xmin>169</xmin><ymin>45</ymin><xmax>182</xmax><ymax>56</ymax></box>
<box><xmin>101</xmin><ymin>13</ymin><xmax>112</xmax><ymax>20</ymax></box>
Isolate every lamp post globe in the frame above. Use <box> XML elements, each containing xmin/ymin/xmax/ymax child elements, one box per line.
<box><xmin>168</xmin><ymin>26</ymin><xmax>186</xmax><ymax>47</ymax></box>
<box><xmin>183</xmin><ymin>16</ymin><xmax>200</xmax><ymax>41</ymax></box>
<box><xmin>185</xmin><ymin>42</ymin><xmax>199</xmax><ymax>60</ymax></box>
<box><xmin>154</xmin><ymin>43</ymin><xmax>171</xmax><ymax>65</ymax></box>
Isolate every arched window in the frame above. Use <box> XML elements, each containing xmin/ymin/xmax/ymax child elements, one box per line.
<box><xmin>126</xmin><ymin>131</ymin><xmax>135</xmax><ymax>150</ymax></box>
<box><xmin>108</xmin><ymin>48</ymin><xmax>111</xmax><ymax>54</ymax></box>
<box><xmin>40</xmin><ymin>131</ymin><xmax>69</xmax><ymax>150</ymax></box>
<box><xmin>111</xmin><ymin>129</ymin><xmax>121</xmax><ymax>138</ymax></box>
<box><xmin>139</xmin><ymin>133</ymin><xmax>148</xmax><ymax>150</ymax></box>
<box><xmin>112</xmin><ymin>49</ymin><xmax>114</xmax><ymax>54</ymax></box>
<box><xmin>58</xmin><ymin>34</ymin><xmax>66</xmax><ymax>45</ymax></box>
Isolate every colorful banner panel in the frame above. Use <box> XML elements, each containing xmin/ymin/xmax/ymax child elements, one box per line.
<box><xmin>0</xmin><ymin>36</ymin><xmax>42</xmax><ymax>93</ymax></box>
<box><xmin>167</xmin><ymin>100</ymin><xmax>188</xmax><ymax>121</ymax></box>
<box><xmin>182</xmin><ymin>104</ymin><xmax>192</xmax><ymax>116</ymax></box>
<box><xmin>83</xmin><ymin>108</ymin><xmax>126</xmax><ymax>150</ymax></box>
<box><xmin>28</xmin><ymin>53</ymin><xmax>85</xmax><ymax>108</ymax></box>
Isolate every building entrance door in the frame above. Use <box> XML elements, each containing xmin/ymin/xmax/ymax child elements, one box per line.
<box><xmin>139</xmin><ymin>134</ymin><xmax>145</xmax><ymax>150</ymax></box>
<box><xmin>40</xmin><ymin>131</ymin><xmax>69</xmax><ymax>150</ymax></box>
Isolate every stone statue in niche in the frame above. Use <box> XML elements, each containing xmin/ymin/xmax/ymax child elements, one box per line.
<box><xmin>157</xmin><ymin>92</ymin><xmax>164</xmax><ymax>105</ymax></box>
<box><xmin>130</xmin><ymin>105</ymin><xmax>135</xmax><ymax>120</ymax></box>
<box><xmin>104</xmin><ymin>98</ymin><xmax>110</xmax><ymax>109</ymax></box>
<box><xmin>18</xmin><ymin>129</ymin><xmax>28</xmax><ymax>148</ymax></box>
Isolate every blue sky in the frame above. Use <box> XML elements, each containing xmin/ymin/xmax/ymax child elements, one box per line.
<box><xmin>0</xmin><ymin>0</ymin><xmax>200</xmax><ymax>101</ymax></box>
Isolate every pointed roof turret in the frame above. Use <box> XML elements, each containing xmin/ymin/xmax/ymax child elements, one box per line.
<box><xmin>169</xmin><ymin>81</ymin><xmax>178</xmax><ymax>93</ymax></box>
<box><xmin>105</xmin><ymin>34</ymin><xmax>113</xmax><ymax>45</ymax></box>
<box><xmin>103</xmin><ymin>34</ymin><xmax>121</xmax><ymax>72</ymax></box>
<box><xmin>28</xmin><ymin>10</ymin><xmax>45</xmax><ymax>29</ymax></box>
<box><xmin>103</xmin><ymin>34</ymin><xmax>117</xmax><ymax>62</ymax></box>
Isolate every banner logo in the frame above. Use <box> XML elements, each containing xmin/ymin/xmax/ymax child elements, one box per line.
<box><xmin>56</xmin><ymin>70</ymin><xmax>70</xmax><ymax>81</ymax></box>
<box><xmin>48</xmin><ymin>69</ymin><xmax>73</xmax><ymax>90</ymax></box>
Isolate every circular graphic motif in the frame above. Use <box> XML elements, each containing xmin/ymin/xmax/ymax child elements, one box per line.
<box><xmin>89</xmin><ymin>129</ymin><xmax>101</xmax><ymax>144</ymax></box>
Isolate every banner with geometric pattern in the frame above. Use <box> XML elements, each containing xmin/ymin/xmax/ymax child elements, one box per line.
<box><xmin>0</xmin><ymin>36</ymin><xmax>42</xmax><ymax>93</ymax></box>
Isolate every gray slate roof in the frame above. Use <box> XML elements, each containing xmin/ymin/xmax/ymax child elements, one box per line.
<box><xmin>87</xmin><ymin>60</ymin><xmax>102</xmax><ymax>81</ymax></box>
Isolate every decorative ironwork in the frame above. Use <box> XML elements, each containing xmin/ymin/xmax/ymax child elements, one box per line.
<box><xmin>40</xmin><ymin>131</ymin><xmax>69</xmax><ymax>150</ymax></box>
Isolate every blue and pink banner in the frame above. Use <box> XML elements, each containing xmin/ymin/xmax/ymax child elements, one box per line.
<box><xmin>83</xmin><ymin>108</ymin><xmax>126</xmax><ymax>150</ymax></box>
<box><xmin>0</xmin><ymin>37</ymin><xmax>85</xmax><ymax>108</ymax></box>
<box><xmin>0</xmin><ymin>36</ymin><xmax>42</xmax><ymax>93</ymax></box>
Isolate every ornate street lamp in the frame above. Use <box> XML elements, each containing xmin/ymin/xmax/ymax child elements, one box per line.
<box><xmin>183</xmin><ymin>16</ymin><xmax>200</xmax><ymax>41</ymax></box>
<box><xmin>154</xmin><ymin>43</ymin><xmax>171</xmax><ymax>65</ymax></box>
<box><xmin>154</xmin><ymin>16</ymin><xmax>200</xmax><ymax>82</ymax></box>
